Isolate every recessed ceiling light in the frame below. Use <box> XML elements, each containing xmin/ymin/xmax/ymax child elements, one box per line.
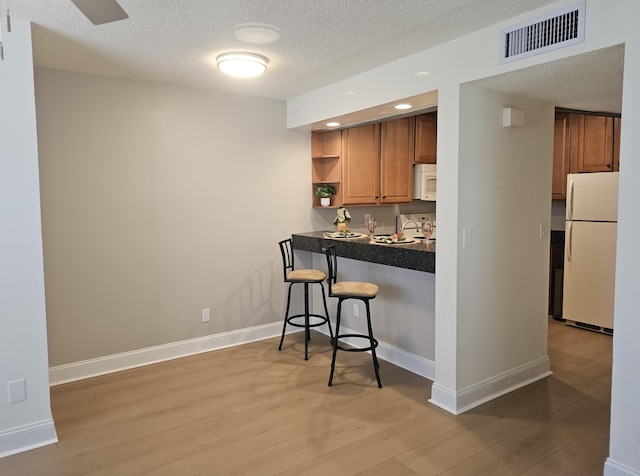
<box><xmin>216</xmin><ymin>53</ymin><xmax>268</xmax><ymax>77</ymax></box>
<box><xmin>415</xmin><ymin>71</ymin><xmax>431</xmax><ymax>77</ymax></box>
<box><xmin>344</xmin><ymin>91</ymin><xmax>357</xmax><ymax>96</ymax></box>
<box><xmin>326</xmin><ymin>122</ymin><xmax>341</xmax><ymax>127</ymax></box>
<box><xmin>234</xmin><ymin>23</ymin><xmax>281</xmax><ymax>44</ymax></box>
<box><xmin>394</xmin><ymin>104</ymin><xmax>412</xmax><ymax>110</ymax></box>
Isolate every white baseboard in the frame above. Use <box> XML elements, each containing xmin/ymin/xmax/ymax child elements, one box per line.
<box><xmin>49</xmin><ymin>322</ymin><xmax>285</xmax><ymax>386</ymax></box>
<box><xmin>605</xmin><ymin>459</ymin><xmax>640</xmax><ymax>476</ymax></box>
<box><xmin>50</xmin><ymin>321</ymin><xmax>434</xmax><ymax>387</ymax></box>
<box><xmin>429</xmin><ymin>356</ymin><xmax>552</xmax><ymax>415</ymax></box>
<box><xmin>317</xmin><ymin>326</ymin><xmax>435</xmax><ymax>381</ymax></box>
<box><xmin>0</xmin><ymin>419</ymin><xmax>57</xmax><ymax>458</ymax></box>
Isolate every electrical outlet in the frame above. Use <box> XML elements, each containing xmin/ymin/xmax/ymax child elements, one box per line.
<box><xmin>8</xmin><ymin>379</ymin><xmax>26</xmax><ymax>404</ymax></box>
<box><xmin>364</xmin><ymin>213</ymin><xmax>371</xmax><ymax>222</ymax></box>
<box><xmin>353</xmin><ymin>303</ymin><xmax>360</xmax><ymax>317</ymax></box>
<box><xmin>201</xmin><ymin>308</ymin><xmax>210</xmax><ymax>323</ymax></box>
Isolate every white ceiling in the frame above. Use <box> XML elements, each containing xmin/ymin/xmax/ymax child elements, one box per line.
<box><xmin>6</xmin><ymin>0</ymin><xmax>624</xmax><ymax>116</ymax></box>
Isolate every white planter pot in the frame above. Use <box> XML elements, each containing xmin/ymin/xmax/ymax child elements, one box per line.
<box><xmin>320</xmin><ymin>197</ymin><xmax>331</xmax><ymax>207</ymax></box>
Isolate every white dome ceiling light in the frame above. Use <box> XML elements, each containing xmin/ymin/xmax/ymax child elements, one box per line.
<box><xmin>216</xmin><ymin>53</ymin><xmax>268</xmax><ymax>77</ymax></box>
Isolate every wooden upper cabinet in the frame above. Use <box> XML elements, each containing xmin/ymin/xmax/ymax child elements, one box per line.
<box><xmin>551</xmin><ymin>111</ymin><xmax>621</xmax><ymax>201</ymax></box>
<box><xmin>552</xmin><ymin>113</ymin><xmax>570</xmax><ymax>200</ymax></box>
<box><xmin>570</xmin><ymin>114</ymin><xmax>615</xmax><ymax>173</ymax></box>
<box><xmin>311</xmin><ymin>129</ymin><xmax>341</xmax><ymax>158</ymax></box>
<box><xmin>311</xmin><ymin>111</ymin><xmax>435</xmax><ymax>208</ymax></box>
<box><xmin>380</xmin><ymin>117</ymin><xmax>414</xmax><ymax>204</ymax></box>
<box><xmin>341</xmin><ymin>123</ymin><xmax>381</xmax><ymax>206</ymax></box>
<box><xmin>414</xmin><ymin>112</ymin><xmax>437</xmax><ymax>164</ymax></box>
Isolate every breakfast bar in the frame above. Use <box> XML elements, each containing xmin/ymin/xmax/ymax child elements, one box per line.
<box><xmin>290</xmin><ymin>231</ymin><xmax>437</xmax><ymax>379</ymax></box>
<box><xmin>291</xmin><ymin>231</ymin><xmax>436</xmax><ymax>274</ymax></box>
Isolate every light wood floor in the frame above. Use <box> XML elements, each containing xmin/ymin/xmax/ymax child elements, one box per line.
<box><xmin>0</xmin><ymin>318</ymin><xmax>612</xmax><ymax>475</ymax></box>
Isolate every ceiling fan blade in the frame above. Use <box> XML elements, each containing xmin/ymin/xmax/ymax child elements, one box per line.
<box><xmin>70</xmin><ymin>0</ymin><xmax>129</xmax><ymax>25</ymax></box>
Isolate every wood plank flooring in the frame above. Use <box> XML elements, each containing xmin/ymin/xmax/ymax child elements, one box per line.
<box><xmin>0</xmin><ymin>318</ymin><xmax>612</xmax><ymax>475</ymax></box>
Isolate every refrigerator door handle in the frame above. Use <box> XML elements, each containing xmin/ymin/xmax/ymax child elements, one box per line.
<box><xmin>567</xmin><ymin>221</ymin><xmax>573</xmax><ymax>262</ymax></box>
<box><xmin>567</xmin><ymin>178</ymin><xmax>575</xmax><ymax>220</ymax></box>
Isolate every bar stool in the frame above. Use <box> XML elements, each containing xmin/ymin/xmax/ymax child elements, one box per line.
<box><xmin>278</xmin><ymin>238</ymin><xmax>333</xmax><ymax>360</ymax></box>
<box><xmin>323</xmin><ymin>245</ymin><xmax>382</xmax><ymax>388</ymax></box>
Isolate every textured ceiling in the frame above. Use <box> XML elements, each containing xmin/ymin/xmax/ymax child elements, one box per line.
<box><xmin>474</xmin><ymin>45</ymin><xmax>624</xmax><ymax>114</ymax></box>
<box><xmin>6</xmin><ymin>0</ymin><xmax>623</xmax><ymax>114</ymax></box>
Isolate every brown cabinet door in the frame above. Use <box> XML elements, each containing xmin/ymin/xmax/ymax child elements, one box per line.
<box><xmin>571</xmin><ymin>114</ymin><xmax>614</xmax><ymax>173</ymax></box>
<box><xmin>342</xmin><ymin>123</ymin><xmax>381</xmax><ymax>205</ymax></box>
<box><xmin>552</xmin><ymin>113</ymin><xmax>570</xmax><ymax>200</ymax></box>
<box><xmin>414</xmin><ymin>113</ymin><xmax>437</xmax><ymax>164</ymax></box>
<box><xmin>380</xmin><ymin>117</ymin><xmax>414</xmax><ymax>204</ymax></box>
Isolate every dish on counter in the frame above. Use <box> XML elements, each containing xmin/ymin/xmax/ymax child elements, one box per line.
<box><xmin>323</xmin><ymin>231</ymin><xmax>367</xmax><ymax>239</ymax></box>
<box><xmin>370</xmin><ymin>233</ymin><xmax>419</xmax><ymax>245</ymax></box>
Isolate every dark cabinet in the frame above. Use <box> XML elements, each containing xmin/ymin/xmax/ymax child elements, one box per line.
<box><xmin>549</xmin><ymin>231</ymin><xmax>565</xmax><ymax>319</ymax></box>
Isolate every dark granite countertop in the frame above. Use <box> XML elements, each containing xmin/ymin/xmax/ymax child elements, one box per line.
<box><xmin>292</xmin><ymin>231</ymin><xmax>435</xmax><ymax>274</ymax></box>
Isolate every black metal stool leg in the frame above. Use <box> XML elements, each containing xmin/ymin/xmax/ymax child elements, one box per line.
<box><xmin>328</xmin><ymin>299</ymin><xmax>342</xmax><ymax>386</ymax></box>
<box><xmin>320</xmin><ymin>283</ymin><xmax>333</xmax><ymax>339</ymax></box>
<box><xmin>303</xmin><ymin>283</ymin><xmax>310</xmax><ymax>361</ymax></box>
<box><xmin>278</xmin><ymin>283</ymin><xmax>293</xmax><ymax>351</ymax></box>
<box><xmin>365</xmin><ymin>300</ymin><xmax>382</xmax><ymax>388</ymax></box>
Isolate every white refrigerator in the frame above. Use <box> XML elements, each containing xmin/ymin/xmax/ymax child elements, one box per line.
<box><xmin>563</xmin><ymin>172</ymin><xmax>619</xmax><ymax>331</ymax></box>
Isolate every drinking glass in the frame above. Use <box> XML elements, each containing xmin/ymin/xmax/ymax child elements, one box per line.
<box><xmin>365</xmin><ymin>217</ymin><xmax>377</xmax><ymax>237</ymax></box>
<box><xmin>421</xmin><ymin>220</ymin><xmax>433</xmax><ymax>244</ymax></box>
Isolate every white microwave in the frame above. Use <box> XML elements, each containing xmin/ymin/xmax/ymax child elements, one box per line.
<box><xmin>413</xmin><ymin>164</ymin><xmax>437</xmax><ymax>201</ymax></box>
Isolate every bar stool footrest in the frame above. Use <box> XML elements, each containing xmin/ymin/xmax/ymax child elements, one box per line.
<box><xmin>331</xmin><ymin>334</ymin><xmax>379</xmax><ymax>352</ymax></box>
<box><xmin>286</xmin><ymin>314</ymin><xmax>330</xmax><ymax>329</ymax></box>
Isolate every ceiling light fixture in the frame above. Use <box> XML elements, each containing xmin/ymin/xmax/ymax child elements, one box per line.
<box><xmin>216</xmin><ymin>53</ymin><xmax>268</xmax><ymax>77</ymax></box>
<box><xmin>394</xmin><ymin>104</ymin><xmax>413</xmax><ymax>110</ymax></box>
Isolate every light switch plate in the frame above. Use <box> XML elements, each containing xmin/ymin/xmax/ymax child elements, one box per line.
<box><xmin>539</xmin><ymin>222</ymin><xmax>547</xmax><ymax>239</ymax></box>
<box><xmin>463</xmin><ymin>227</ymin><xmax>472</xmax><ymax>248</ymax></box>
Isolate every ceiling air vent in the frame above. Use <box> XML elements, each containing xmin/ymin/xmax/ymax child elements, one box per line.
<box><xmin>500</xmin><ymin>2</ymin><xmax>585</xmax><ymax>64</ymax></box>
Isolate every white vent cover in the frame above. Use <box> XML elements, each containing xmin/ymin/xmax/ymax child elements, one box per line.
<box><xmin>500</xmin><ymin>2</ymin><xmax>586</xmax><ymax>64</ymax></box>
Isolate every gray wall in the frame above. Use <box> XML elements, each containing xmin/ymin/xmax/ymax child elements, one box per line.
<box><xmin>35</xmin><ymin>68</ymin><xmax>312</xmax><ymax>366</ymax></box>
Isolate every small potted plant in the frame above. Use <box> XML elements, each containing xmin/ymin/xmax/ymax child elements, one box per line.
<box><xmin>314</xmin><ymin>184</ymin><xmax>337</xmax><ymax>207</ymax></box>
